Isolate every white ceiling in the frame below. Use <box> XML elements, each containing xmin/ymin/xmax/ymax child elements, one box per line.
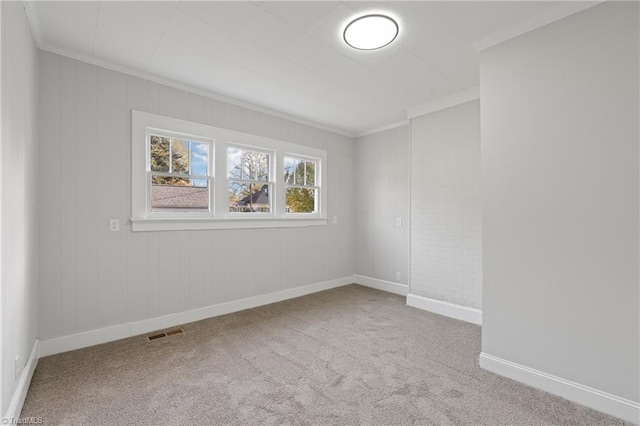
<box><xmin>28</xmin><ymin>1</ymin><xmax>598</xmax><ymax>136</ymax></box>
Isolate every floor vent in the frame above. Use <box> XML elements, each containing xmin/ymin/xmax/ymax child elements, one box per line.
<box><xmin>147</xmin><ymin>328</ymin><xmax>184</xmax><ymax>341</ymax></box>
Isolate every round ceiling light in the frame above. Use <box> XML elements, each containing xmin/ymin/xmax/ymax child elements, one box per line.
<box><xmin>343</xmin><ymin>14</ymin><xmax>399</xmax><ymax>50</ymax></box>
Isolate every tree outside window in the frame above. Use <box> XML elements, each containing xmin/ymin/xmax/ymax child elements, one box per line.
<box><xmin>284</xmin><ymin>157</ymin><xmax>318</xmax><ymax>214</ymax></box>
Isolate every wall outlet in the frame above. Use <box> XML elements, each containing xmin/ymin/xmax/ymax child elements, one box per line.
<box><xmin>396</xmin><ymin>217</ymin><xmax>402</xmax><ymax>227</ymax></box>
<box><xmin>333</xmin><ymin>216</ymin><xmax>338</xmax><ymax>225</ymax></box>
<box><xmin>395</xmin><ymin>272</ymin><xmax>401</xmax><ymax>282</ymax></box>
<box><xmin>14</xmin><ymin>355</ymin><xmax>20</xmax><ymax>381</ymax></box>
<box><xmin>108</xmin><ymin>218</ymin><xmax>120</xmax><ymax>232</ymax></box>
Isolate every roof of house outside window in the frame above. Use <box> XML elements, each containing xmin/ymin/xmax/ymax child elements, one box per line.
<box><xmin>238</xmin><ymin>184</ymin><xmax>269</xmax><ymax>206</ymax></box>
<box><xmin>151</xmin><ymin>185</ymin><xmax>208</xmax><ymax>209</ymax></box>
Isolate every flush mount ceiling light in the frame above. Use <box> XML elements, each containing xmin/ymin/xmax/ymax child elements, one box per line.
<box><xmin>343</xmin><ymin>14</ymin><xmax>399</xmax><ymax>50</ymax></box>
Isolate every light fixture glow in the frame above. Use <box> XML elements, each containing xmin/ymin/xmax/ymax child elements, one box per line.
<box><xmin>343</xmin><ymin>14</ymin><xmax>398</xmax><ymax>50</ymax></box>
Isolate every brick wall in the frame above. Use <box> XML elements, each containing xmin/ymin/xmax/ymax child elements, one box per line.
<box><xmin>410</xmin><ymin>100</ymin><xmax>482</xmax><ymax>309</ymax></box>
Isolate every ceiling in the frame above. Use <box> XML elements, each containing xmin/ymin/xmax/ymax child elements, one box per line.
<box><xmin>28</xmin><ymin>1</ymin><xmax>598</xmax><ymax>136</ymax></box>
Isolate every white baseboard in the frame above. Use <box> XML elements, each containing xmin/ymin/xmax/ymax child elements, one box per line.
<box><xmin>41</xmin><ymin>276</ymin><xmax>353</xmax><ymax>356</ymax></box>
<box><xmin>353</xmin><ymin>274</ymin><xmax>409</xmax><ymax>296</ymax></box>
<box><xmin>3</xmin><ymin>339</ymin><xmax>40</xmax><ymax>420</ymax></box>
<box><xmin>406</xmin><ymin>293</ymin><xmax>482</xmax><ymax>325</ymax></box>
<box><xmin>479</xmin><ymin>352</ymin><xmax>640</xmax><ymax>424</ymax></box>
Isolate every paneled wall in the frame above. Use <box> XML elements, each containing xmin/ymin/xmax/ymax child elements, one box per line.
<box><xmin>1</xmin><ymin>2</ymin><xmax>38</xmax><ymax>415</ymax></box>
<box><xmin>355</xmin><ymin>126</ymin><xmax>410</xmax><ymax>287</ymax></box>
<box><xmin>38</xmin><ymin>51</ymin><xmax>355</xmax><ymax>341</ymax></box>
<box><xmin>410</xmin><ymin>101</ymin><xmax>482</xmax><ymax>309</ymax></box>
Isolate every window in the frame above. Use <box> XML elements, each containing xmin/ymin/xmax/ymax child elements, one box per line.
<box><xmin>227</xmin><ymin>147</ymin><xmax>272</xmax><ymax>213</ymax></box>
<box><xmin>284</xmin><ymin>157</ymin><xmax>318</xmax><ymax>214</ymax></box>
<box><xmin>149</xmin><ymin>133</ymin><xmax>212</xmax><ymax>214</ymax></box>
<box><xmin>132</xmin><ymin>111</ymin><xmax>328</xmax><ymax>231</ymax></box>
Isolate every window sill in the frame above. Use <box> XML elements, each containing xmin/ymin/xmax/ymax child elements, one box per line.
<box><xmin>130</xmin><ymin>217</ymin><xmax>329</xmax><ymax>232</ymax></box>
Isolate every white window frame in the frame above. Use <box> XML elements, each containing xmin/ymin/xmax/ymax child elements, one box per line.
<box><xmin>131</xmin><ymin>110</ymin><xmax>328</xmax><ymax>231</ymax></box>
<box><xmin>226</xmin><ymin>143</ymin><xmax>275</xmax><ymax>216</ymax></box>
<box><xmin>283</xmin><ymin>154</ymin><xmax>321</xmax><ymax>216</ymax></box>
<box><xmin>146</xmin><ymin>128</ymin><xmax>214</xmax><ymax>219</ymax></box>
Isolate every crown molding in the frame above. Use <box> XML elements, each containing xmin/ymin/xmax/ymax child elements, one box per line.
<box><xmin>39</xmin><ymin>44</ymin><xmax>357</xmax><ymax>138</ymax></box>
<box><xmin>406</xmin><ymin>87</ymin><xmax>479</xmax><ymax>120</ymax></box>
<box><xmin>23</xmin><ymin>0</ymin><xmax>43</xmax><ymax>46</ymax></box>
<box><xmin>355</xmin><ymin>120</ymin><xmax>409</xmax><ymax>138</ymax></box>
<box><xmin>472</xmin><ymin>1</ymin><xmax>604</xmax><ymax>51</ymax></box>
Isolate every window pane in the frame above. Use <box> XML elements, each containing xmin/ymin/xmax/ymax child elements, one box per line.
<box><xmin>151</xmin><ymin>135</ymin><xmax>209</xmax><ymax>177</ymax></box>
<box><xmin>305</xmin><ymin>161</ymin><xmax>316</xmax><ymax>186</ymax></box>
<box><xmin>151</xmin><ymin>176</ymin><xmax>209</xmax><ymax>212</ymax></box>
<box><xmin>190</xmin><ymin>142</ymin><xmax>208</xmax><ymax>176</ymax></box>
<box><xmin>284</xmin><ymin>157</ymin><xmax>296</xmax><ymax>184</ymax></box>
<box><xmin>229</xmin><ymin>182</ymin><xmax>271</xmax><ymax>213</ymax></box>
<box><xmin>286</xmin><ymin>187</ymin><xmax>316</xmax><ymax>213</ymax></box>
<box><xmin>171</xmin><ymin>138</ymin><xmax>189</xmax><ymax>174</ymax></box>
<box><xmin>227</xmin><ymin>147</ymin><xmax>242</xmax><ymax>179</ymax></box>
<box><xmin>284</xmin><ymin>157</ymin><xmax>316</xmax><ymax>187</ymax></box>
<box><xmin>227</xmin><ymin>147</ymin><xmax>270</xmax><ymax>181</ymax></box>
<box><xmin>150</xmin><ymin>135</ymin><xmax>170</xmax><ymax>172</ymax></box>
<box><xmin>287</xmin><ymin>157</ymin><xmax>303</xmax><ymax>185</ymax></box>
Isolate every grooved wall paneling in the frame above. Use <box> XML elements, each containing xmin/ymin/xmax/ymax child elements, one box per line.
<box><xmin>355</xmin><ymin>126</ymin><xmax>410</xmax><ymax>286</ymax></box>
<box><xmin>1</xmin><ymin>1</ymin><xmax>39</xmax><ymax>414</ymax></box>
<box><xmin>37</xmin><ymin>51</ymin><xmax>356</xmax><ymax>341</ymax></box>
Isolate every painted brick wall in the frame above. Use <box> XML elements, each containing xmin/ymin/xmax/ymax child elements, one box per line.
<box><xmin>410</xmin><ymin>100</ymin><xmax>482</xmax><ymax>309</ymax></box>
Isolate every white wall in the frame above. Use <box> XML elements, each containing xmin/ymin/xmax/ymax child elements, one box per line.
<box><xmin>1</xmin><ymin>1</ymin><xmax>38</xmax><ymax>416</ymax></box>
<box><xmin>481</xmin><ymin>0</ymin><xmax>638</xmax><ymax>406</ymax></box>
<box><xmin>38</xmin><ymin>51</ymin><xmax>355</xmax><ymax>342</ymax></box>
<box><xmin>410</xmin><ymin>101</ymin><xmax>482</xmax><ymax>310</ymax></box>
<box><xmin>355</xmin><ymin>126</ymin><xmax>410</xmax><ymax>289</ymax></box>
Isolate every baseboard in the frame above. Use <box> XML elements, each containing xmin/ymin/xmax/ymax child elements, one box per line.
<box><xmin>406</xmin><ymin>293</ymin><xmax>482</xmax><ymax>325</ymax></box>
<box><xmin>353</xmin><ymin>274</ymin><xmax>409</xmax><ymax>296</ymax></box>
<box><xmin>40</xmin><ymin>276</ymin><xmax>353</xmax><ymax>356</ymax></box>
<box><xmin>3</xmin><ymin>339</ymin><xmax>40</xmax><ymax>420</ymax></box>
<box><xmin>479</xmin><ymin>352</ymin><xmax>640</xmax><ymax>424</ymax></box>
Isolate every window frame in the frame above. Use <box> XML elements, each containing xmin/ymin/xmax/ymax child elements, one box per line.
<box><xmin>283</xmin><ymin>154</ymin><xmax>321</xmax><ymax>216</ymax></box>
<box><xmin>131</xmin><ymin>110</ymin><xmax>328</xmax><ymax>231</ymax></box>
<box><xmin>146</xmin><ymin>128</ymin><xmax>214</xmax><ymax>219</ymax></box>
<box><xmin>226</xmin><ymin>143</ymin><xmax>275</xmax><ymax>216</ymax></box>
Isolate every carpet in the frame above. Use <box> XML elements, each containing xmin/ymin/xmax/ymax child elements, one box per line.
<box><xmin>21</xmin><ymin>285</ymin><xmax>625</xmax><ymax>425</ymax></box>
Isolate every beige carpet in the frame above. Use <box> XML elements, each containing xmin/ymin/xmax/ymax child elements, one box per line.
<box><xmin>22</xmin><ymin>285</ymin><xmax>624</xmax><ymax>425</ymax></box>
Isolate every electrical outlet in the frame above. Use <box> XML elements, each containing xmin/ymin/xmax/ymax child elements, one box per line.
<box><xmin>109</xmin><ymin>218</ymin><xmax>120</xmax><ymax>232</ymax></box>
<box><xmin>14</xmin><ymin>355</ymin><xmax>20</xmax><ymax>381</ymax></box>
<box><xmin>395</xmin><ymin>272</ymin><xmax>401</xmax><ymax>282</ymax></box>
<box><xmin>396</xmin><ymin>217</ymin><xmax>402</xmax><ymax>227</ymax></box>
<box><xmin>333</xmin><ymin>216</ymin><xmax>338</xmax><ymax>225</ymax></box>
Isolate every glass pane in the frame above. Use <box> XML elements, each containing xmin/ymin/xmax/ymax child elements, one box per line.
<box><xmin>151</xmin><ymin>176</ymin><xmax>209</xmax><ymax>212</ymax></box>
<box><xmin>150</xmin><ymin>135</ymin><xmax>170</xmax><ymax>172</ymax></box>
<box><xmin>171</xmin><ymin>138</ymin><xmax>189</xmax><ymax>174</ymax></box>
<box><xmin>284</xmin><ymin>157</ymin><xmax>296</xmax><ymax>184</ymax></box>
<box><xmin>151</xmin><ymin>135</ymin><xmax>209</xmax><ymax>177</ymax></box>
<box><xmin>284</xmin><ymin>157</ymin><xmax>316</xmax><ymax>187</ymax></box>
<box><xmin>229</xmin><ymin>181</ymin><xmax>271</xmax><ymax>213</ymax></box>
<box><xmin>190</xmin><ymin>142</ymin><xmax>208</xmax><ymax>176</ymax></box>
<box><xmin>227</xmin><ymin>147</ymin><xmax>269</xmax><ymax>181</ymax></box>
<box><xmin>289</xmin><ymin>157</ymin><xmax>303</xmax><ymax>185</ymax></box>
<box><xmin>227</xmin><ymin>147</ymin><xmax>242</xmax><ymax>179</ymax></box>
<box><xmin>252</xmin><ymin>152</ymin><xmax>269</xmax><ymax>182</ymax></box>
<box><xmin>286</xmin><ymin>187</ymin><xmax>316</xmax><ymax>213</ymax></box>
<box><xmin>305</xmin><ymin>161</ymin><xmax>316</xmax><ymax>186</ymax></box>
